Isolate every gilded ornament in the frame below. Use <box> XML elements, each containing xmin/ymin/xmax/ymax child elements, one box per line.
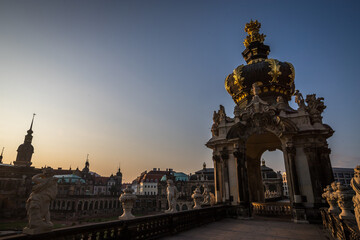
<box><xmin>266</xmin><ymin>59</ymin><xmax>282</xmax><ymax>83</ymax></box>
<box><xmin>243</xmin><ymin>20</ymin><xmax>266</xmax><ymax>48</ymax></box>
<box><xmin>225</xmin><ymin>74</ymin><xmax>232</xmax><ymax>94</ymax></box>
<box><xmin>233</xmin><ymin>65</ymin><xmax>246</xmax><ymax>90</ymax></box>
<box><xmin>248</xmin><ymin>58</ymin><xmax>265</xmax><ymax>64</ymax></box>
<box><xmin>286</xmin><ymin>62</ymin><xmax>295</xmax><ymax>87</ymax></box>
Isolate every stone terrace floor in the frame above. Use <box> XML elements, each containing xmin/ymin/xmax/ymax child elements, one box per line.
<box><xmin>162</xmin><ymin>217</ymin><xmax>333</xmax><ymax>240</ymax></box>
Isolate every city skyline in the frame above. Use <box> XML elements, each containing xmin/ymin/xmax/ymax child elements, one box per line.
<box><xmin>1</xmin><ymin>1</ymin><xmax>360</xmax><ymax>182</ymax></box>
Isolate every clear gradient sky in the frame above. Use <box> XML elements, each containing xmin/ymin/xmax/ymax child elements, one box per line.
<box><xmin>0</xmin><ymin>1</ymin><xmax>359</xmax><ymax>182</ymax></box>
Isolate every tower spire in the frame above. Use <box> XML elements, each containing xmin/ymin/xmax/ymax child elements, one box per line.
<box><xmin>29</xmin><ymin>113</ymin><xmax>36</xmax><ymax>132</ymax></box>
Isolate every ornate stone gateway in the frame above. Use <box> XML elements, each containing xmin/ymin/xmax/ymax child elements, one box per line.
<box><xmin>206</xmin><ymin>20</ymin><xmax>334</xmax><ymax>222</ymax></box>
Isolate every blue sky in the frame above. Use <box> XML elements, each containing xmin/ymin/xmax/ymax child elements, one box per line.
<box><xmin>0</xmin><ymin>1</ymin><xmax>359</xmax><ymax>181</ymax></box>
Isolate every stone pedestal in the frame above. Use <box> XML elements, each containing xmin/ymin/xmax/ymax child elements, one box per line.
<box><xmin>119</xmin><ymin>186</ymin><xmax>136</xmax><ymax>220</ymax></box>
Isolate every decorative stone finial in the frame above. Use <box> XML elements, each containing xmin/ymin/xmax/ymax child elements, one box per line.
<box><xmin>335</xmin><ymin>182</ymin><xmax>355</xmax><ymax>220</ymax></box>
<box><xmin>165</xmin><ymin>179</ymin><xmax>178</xmax><ymax>213</ymax></box>
<box><xmin>119</xmin><ymin>186</ymin><xmax>136</xmax><ymax>219</ymax></box>
<box><xmin>192</xmin><ymin>187</ymin><xmax>203</xmax><ymax>209</ymax></box>
<box><xmin>243</xmin><ymin>20</ymin><xmax>266</xmax><ymax>48</ymax></box>
<box><xmin>322</xmin><ymin>184</ymin><xmax>340</xmax><ymax>214</ymax></box>
<box><xmin>350</xmin><ymin>165</ymin><xmax>360</xmax><ymax>230</ymax></box>
<box><xmin>23</xmin><ymin>168</ymin><xmax>57</xmax><ymax>234</ymax></box>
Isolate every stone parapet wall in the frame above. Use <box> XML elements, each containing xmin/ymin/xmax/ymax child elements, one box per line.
<box><xmin>321</xmin><ymin>208</ymin><xmax>359</xmax><ymax>240</ymax></box>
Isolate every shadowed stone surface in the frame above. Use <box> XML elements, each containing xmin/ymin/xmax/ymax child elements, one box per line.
<box><xmin>162</xmin><ymin>218</ymin><xmax>332</xmax><ymax>240</ymax></box>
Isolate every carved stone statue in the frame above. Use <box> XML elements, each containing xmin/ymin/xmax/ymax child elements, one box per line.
<box><xmin>305</xmin><ymin>94</ymin><xmax>326</xmax><ymax>124</ymax></box>
<box><xmin>322</xmin><ymin>184</ymin><xmax>340</xmax><ymax>214</ymax></box>
<box><xmin>202</xmin><ymin>184</ymin><xmax>211</xmax><ymax>205</ymax></box>
<box><xmin>211</xmin><ymin>111</ymin><xmax>220</xmax><ymax>136</ymax></box>
<box><xmin>218</xmin><ymin>105</ymin><xmax>226</xmax><ymax>122</ymax></box>
<box><xmin>192</xmin><ymin>187</ymin><xmax>202</xmax><ymax>209</ymax></box>
<box><xmin>276</xmin><ymin>96</ymin><xmax>287</xmax><ymax>110</ymax></box>
<box><xmin>119</xmin><ymin>186</ymin><xmax>137</xmax><ymax>220</ymax></box>
<box><xmin>165</xmin><ymin>180</ymin><xmax>178</xmax><ymax>213</ymax></box>
<box><xmin>335</xmin><ymin>182</ymin><xmax>355</xmax><ymax>220</ymax></box>
<box><xmin>293</xmin><ymin>90</ymin><xmax>305</xmax><ymax>109</ymax></box>
<box><xmin>350</xmin><ymin>165</ymin><xmax>360</xmax><ymax>230</ymax></box>
<box><xmin>23</xmin><ymin>168</ymin><xmax>58</xmax><ymax>234</ymax></box>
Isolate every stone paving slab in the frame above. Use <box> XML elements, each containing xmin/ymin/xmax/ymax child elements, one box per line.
<box><xmin>162</xmin><ymin>218</ymin><xmax>333</xmax><ymax>240</ymax></box>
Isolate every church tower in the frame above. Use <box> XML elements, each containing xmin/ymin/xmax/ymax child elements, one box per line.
<box><xmin>14</xmin><ymin>114</ymin><xmax>35</xmax><ymax>167</ymax></box>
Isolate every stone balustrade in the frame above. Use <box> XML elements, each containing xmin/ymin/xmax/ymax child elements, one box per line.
<box><xmin>251</xmin><ymin>202</ymin><xmax>291</xmax><ymax>216</ymax></box>
<box><xmin>1</xmin><ymin>205</ymin><xmax>230</xmax><ymax>240</ymax></box>
<box><xmin>320</xmin><ymin>166</ymin><xmax>360</xmax><ymax>239</ymax></box>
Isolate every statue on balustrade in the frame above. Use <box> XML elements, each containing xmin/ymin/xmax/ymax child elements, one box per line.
<box><xmin>165</xmin><ymin>179</ymin><xmax>178</xmax><ymax>213</ymax></box>
<box><xmin>350</xmin><ymin>165</ymin><xmax>360</xmax><ymax>231</ymax></box>
<box><xmin>23</xmin><ymin>168</ymin><xmax>58</xmax><ymax>234</ymax></box>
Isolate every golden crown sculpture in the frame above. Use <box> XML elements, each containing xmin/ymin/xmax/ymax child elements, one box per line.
<box><xmin>243</xmin><ymin>20</ymin><xmax>266</xmax><ymax>48</ymax></box>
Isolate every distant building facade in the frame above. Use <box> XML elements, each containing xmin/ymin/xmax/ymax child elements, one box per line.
<box><xmin>0</xmin><ymin>117</ymin><xmax>123</xmax><ymax>220</ymax></box>
<box><xmin>333</xmin><ymin>167</ymin><xmax>354</xmax><ymax>187</ymax></box>
<box><xmin>260</xmin><ymin>160</ymin><xmax>283</xmax><ymax>200</ymax></box>
<box><xmin>282</xmin><ymin>172</ymin><xmax>289</xmax><ymax>197</ymax></box>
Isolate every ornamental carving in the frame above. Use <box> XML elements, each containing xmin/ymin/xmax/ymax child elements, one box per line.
<box><xmin>211</xmin><ymin>105</ymin><xmax>227</xmax><ymax>136</ymax></box>
<box><xmin>243</xmin><ymin>20</ymin><xmax>266</xmax><ymax>48</ymax></box>
<box><xmin>335</xmin><ymin>182</ymin><xmax>355</xmax><ymax>220</ymax></box>
<box><xmin>305</xmin><ymin>94</ymin><xmax>326</xmax><ymax>124</ymax></box>
<box><xmin>266</xmin><ymin>59</ymin><xmax>282</xmax><ymax>83</ymax></box>
<box><xmin>23</xmin><ymin>168</ymin><xmax>58</xmax><ymax>234</ymax></box>
<box><xmin>350</xmin><ymin>165</ymin><xmax>360</xmax><ymax>231</ymax></box>
<box><xmin>233</xmin><ymin>65</ymin><xmax>246</xmax><ymax>90</ymax></box>
<box><xmin>322</xmin><ymin>184</ymin><xmax>340</xmax><ymax>214</ymax></box>
<box><xmin>286</xmin><ymin>62</ymin><xmax>295</xmax><ymax>87</ymax></box>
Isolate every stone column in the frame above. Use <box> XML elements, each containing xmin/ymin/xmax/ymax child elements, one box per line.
<box><xmin>350</xmin><ymin>166</ymin><xmax>360</xmax><ymax>231</ymax></box>
<box><xmin>285</xmin><ymin>146</ymin><xmax>301</xmax><ymax>203</ymax></box>
<box><xmin>304</xmin><ymin>146</ymin><xmax>323</xmax><ymax>204</ymax></box>
<box><xmin>119</xmin><ymin>186</ymin><xmax>137</xmax><ymax>220</ymax></box>
<box><xmin>220</xmin><ymin>148</ymin><xmax>230</xmax><ymax>202</ymax></box>
<box><xmin>213</xmin><ymin>154</ymin><xmax>221</xmax><ymax>203</ymax></box>
<box><xmin>285</xmin><ymin>144</ymin><xmax>307</xmax><ymax>222</ymax></box>
<box><xmin>192</xmin><ymin>187</ymin><xmax>202</xmax><ymax>209</ymax></box>
<box><xmin>233</xmin><ymin>144</ymin><xmax>249</xmax><ymax>204</ymax></box>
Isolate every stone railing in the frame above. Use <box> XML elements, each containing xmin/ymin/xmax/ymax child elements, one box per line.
<box><xmin>320</xmin><ymin>166</ymin><xmax>360</xmax><ymax>239</ymax></box>
<box><xmin>1</xmin><ymin>205</ymin><xmax>230</xmax><ymax>240</ymax></box>
<box><xmin>251</xmin><ymin>202</ymin><xmax>291</xmax><ymax>216</ymax></box>
<box><xmin>320</xmin><ymin>208</ymin><xmax>359</xmax><ymax>240</ymax></box>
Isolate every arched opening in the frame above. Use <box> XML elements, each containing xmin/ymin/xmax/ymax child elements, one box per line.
<box><xmin>181</xmin><ymin>204</ymin><xmax>188</xmax><ymax>211</ymax></box>
<box><xmin>84</xmin><ymin>201</ymin><xmax>88</xmax><ymax>210</ymax></box>
<box><xmin>261</xmin><ymin>150</ymin><xmax>286</xmax><ymax>201</ymax></box>
<box><xmin>78</xmin><ymin>201</ymin><xmax>82</xmax><ymax>211</ymax></box>
<box><xmin>245</xmin><ymin>131</ymin><xmax>282</xmax><ymax>203</ymax></box>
